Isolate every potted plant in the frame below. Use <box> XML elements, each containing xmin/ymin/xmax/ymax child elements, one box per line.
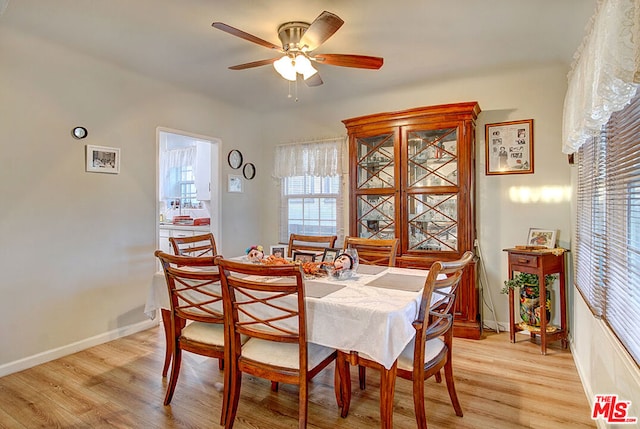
<box><xmin>502</xmin><ymin>273</ymin><xmax>557</xmax><ymax>327</ymax></box>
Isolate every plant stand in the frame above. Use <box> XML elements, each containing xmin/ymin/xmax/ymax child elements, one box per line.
<box><xmin>503</xmin><ymin>248</ymin><xmax>568</xmax><ymax>354</ymax></box>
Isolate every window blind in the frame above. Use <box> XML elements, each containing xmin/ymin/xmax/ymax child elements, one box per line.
<box><xmin>576</xmin><ymin>90</ymin><xmax>640</xmax><ymax>364</ymax></box>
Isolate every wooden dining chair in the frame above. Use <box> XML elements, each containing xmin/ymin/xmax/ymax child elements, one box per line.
<box><xmin>288</xmin><ymin>233</ymin><xmax>337</xmax><ymax>257</ymax></box>
<box><xmin>158</xmin><ymin>232</ymin><xmax>220</xmax><ymax>377</ymax></box>
<box><xmin>160</xmin><ymin>233</ymin><xmax>222</xmax><ymax>377</ymax></box>
<box><xmin>169</xmin><ymin>232</ymin><xmax>218</xmax><ymax>257</ymax></box>
<box><xmin>336</xmin><ymin>251</ymin><xmax>474</xmax><ymax>429</ymax></box>
<box><xmin>343</xmin><ymin>236</ymin><xmax>399</xmax><ymax>389</ymax></box>
<box><xmin>343</xmin><ymin>236</ymin><xmax>399</xmax><ymax>267</ymax></box>
<box><xmin>155</xmin><ymin>251</ymin><xmax>235</xmax><ymax>424</ymax></box>
<box><xmin>218</xmin><ymin>259</ymin><xmax>339</xmax><ymax>429</ymax></box>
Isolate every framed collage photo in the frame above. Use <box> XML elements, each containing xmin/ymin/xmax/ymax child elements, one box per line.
<box><xmin>485</xmin><ymin>119</ymin><xmax>534</xmax><ymax>175</ymax></box>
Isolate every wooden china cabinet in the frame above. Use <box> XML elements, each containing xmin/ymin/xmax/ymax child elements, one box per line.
<box><xmin>343</xmin><ymin>102</ymin><xmax>482</xmax><ymax>339</ymax></box>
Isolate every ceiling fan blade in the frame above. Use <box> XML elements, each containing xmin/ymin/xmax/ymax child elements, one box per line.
<box><xmin>304</xmin><ymin>73</ymin><xmax>323</xmax><ymax>87</ymax></box>
<box><xmin>212</xmin><ymin>22</ymin><xmax>282</xmax><ymax>51</ymax></box>
<box><xmin>299</xmin><ymin>11</ymin><xmax>344</xmax><ymax>52</ymax></box>
<box><xmin>228</xmin><ymin>58</ymin><xmax>280</xmax><ymax>70</ymax></box>
<box><xmin>313</xmin><ymin>54</ymin><xmax>384</xmax><ymax>70</ymax></box>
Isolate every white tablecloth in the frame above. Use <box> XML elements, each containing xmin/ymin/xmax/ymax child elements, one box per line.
<box><xmin>145</xmin><ymin>264</ymin><xmax>442</xmax><ymax>369</ymax></box>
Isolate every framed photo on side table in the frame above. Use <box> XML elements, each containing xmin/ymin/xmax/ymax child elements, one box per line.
<box><xmin>321</xmin><ymin>248</ymin><xmax>340</xmax><ymax>263</ymax></box>
<box><xmin>292</xmin><ymin>251</ymin><xmax>316</xmax><ymax>263</ymax></box>
<box><xmin>527</xmin><ymin>228</ymin><xmax>557</xmax><ymax>249</ymax></box>
<box><xmin>86</xmin><ymin>145</ymin><xmax>120</xmax><ymax>174</ymax></box>
<box><xmin>269</xmin><ymin>245</ymin><xmax>288</xmax><ymax>258</ymax></box>
<box><xmin>485</xmin><ymin>119</ymin><xmax>534</xmax><ymax>175</ymax></box>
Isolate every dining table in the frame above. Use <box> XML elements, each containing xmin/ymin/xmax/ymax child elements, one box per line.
<box><xmin>145</xmin><ymin>259</ymin><xmax>444</xmax><ymax>427</ymax></box>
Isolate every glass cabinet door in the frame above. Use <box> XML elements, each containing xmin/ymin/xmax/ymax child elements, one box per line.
<box><xmin>407</xmin><ymin>193</ymin><xmax>457</xmax><ymax>251</ymax></box>
<box><xmin>355</xmin><ymin>133</ymin><xmax>395</xmax><ymax>190</ymax></box>
<box><xmin>406</xmin><ymin>127</ymin><xmax>459</xmax><ymax>252</ymax></box>
<box><xmin>356</xmin><ymin>194</ymin><xmax>395</xmax><ymax>239</ymax></box>
<box><xmin>354</xmin><ymin>131</ymin><xmax>396</xmax><ymax>239</ymax></box>
<box><xmin>407</xmin><ymin>128</ymin><xmax>458</xmax><ymax>187</ymax></box>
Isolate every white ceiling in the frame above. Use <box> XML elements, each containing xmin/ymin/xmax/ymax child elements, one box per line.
<box><xmin>1</xmin><ymin>0</ymin><xmax>596</xmax><ymax>112</ymax></box>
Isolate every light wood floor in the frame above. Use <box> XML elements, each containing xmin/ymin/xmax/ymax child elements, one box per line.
<box><xmin>0</xmin><ymin>327</ymin><xmax>595</xmax><ymax>428</ymax></box>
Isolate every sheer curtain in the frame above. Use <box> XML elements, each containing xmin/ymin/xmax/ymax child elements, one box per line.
<box><xmin>562</xmin><ymin>0</ymin><xmax>640</xmax><ymax>154</ymax></box>
<box><xmin>273</xmin><ymin>137</ymin><xmax>346</xmax><ymax>178</ymax></box>
<box><xmin>159</xmin><ymin>146</ymin><xmax>196</xmax><ymax>201</ymax></box>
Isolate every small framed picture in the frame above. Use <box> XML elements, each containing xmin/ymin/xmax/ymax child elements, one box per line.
<box><xmin>269</xmin><ymin>245</ymin><xmax>288</xmax><ymax>258</ymax></box>
<box><xmin>527</xmin><ymin>228</ymin><xmax>557</xmax><ymax>249</ymax></box>
<box><xmin>292</xmin><ymin>251</ymin><xmax>316</xmax><ymax>263</ymax></box>
<box><xmin>86</xmin><ymin>145</ymin><xmax>120</xmax><ymax>174</ymax></box>
<box><xmin>321</xmin><ymin>248</ymin><xmax>340</xmax><ymax>263</ymax></box>
<box><xmin>228</xmin><ymin>174</ymin><xmax>243</xmax><ymax>193</ymax></box>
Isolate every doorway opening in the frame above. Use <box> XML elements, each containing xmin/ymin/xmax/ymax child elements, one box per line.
<box><xmin>156</xmin><ymin>128</ymin><xmax>221</xmax><ymax>254</ymax></box>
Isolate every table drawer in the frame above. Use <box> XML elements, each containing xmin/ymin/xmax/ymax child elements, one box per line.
<box><xmin>509</xmin><ymin>253</ymin><xmax>538</xmax><ymax>268</ymax></box>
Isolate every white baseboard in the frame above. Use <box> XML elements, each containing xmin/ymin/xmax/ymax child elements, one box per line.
<box><xmin>0</xmin><ymin>319</ymin><xmax>158</xmax><ymax>378</ymax></box>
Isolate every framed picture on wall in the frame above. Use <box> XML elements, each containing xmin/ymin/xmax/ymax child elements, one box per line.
<box><xmin>228</xmin><ymin>174</ymin><xmax>243</xmax><ymax>193</ymax></box>
<box><xmin>86</xmin><ymin>145</ymin><xmax>120</xmax><ymax>174</ymax></box>
<box><xmin>485</xmin><ymin>119</ymin><xmax>534</xmax><ymax>175</ymax></box>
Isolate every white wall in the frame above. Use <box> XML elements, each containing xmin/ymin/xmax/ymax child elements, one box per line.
<box><xmin>0</xmin><ymin>26</ymin><xmax>263</xmax><ymax>372</ymax></box>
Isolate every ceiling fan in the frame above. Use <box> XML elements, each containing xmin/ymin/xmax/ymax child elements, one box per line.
<box><xmin>212</xmin><ymin>11</ymin><xmax>384</xmax><ymax>87</ymax></box>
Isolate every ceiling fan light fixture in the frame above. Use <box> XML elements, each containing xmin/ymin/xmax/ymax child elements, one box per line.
<box><xmin>273</xmin><ymin>55</ymin><xmax>297</xmax><ymax>81</ymax></box>
<box><xmin>294</xmin><ymin>54</ymin><xmax>317</xmax><ymax>79</ymax></box>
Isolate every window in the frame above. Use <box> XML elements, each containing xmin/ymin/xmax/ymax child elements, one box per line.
<box><xmin>281</xmin><ymin>175</ymin><xmax>341</xmax><ymax>241</ymax></box>
<box><xmin>575</xmin><ymin>91</ymin><xmax>640</xmax><ymax>364</ymax></box>
<box><xmin>176</xmin><ymin>165</ymin><xmax>199</xmax><ymax>208</ymax></box>
<box><xmin>273</xmin><ymin>138</ymin><xmax>346</xmax><ymax>243</ymax></box>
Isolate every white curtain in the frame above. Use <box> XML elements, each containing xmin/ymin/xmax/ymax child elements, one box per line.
<box><xmin>159</xmin><ymin>146</ymin><xmax>196</xmax><ymax>200</ymax></box>
<box><xmin>273</xmin><ymin>137</ymin><xmax>346</xmax><ymax>178</ymax></box>
<box><xmin>562</xmin><ymin>0</ymin><xmax>640</xmax><ymax>154</ymax></box>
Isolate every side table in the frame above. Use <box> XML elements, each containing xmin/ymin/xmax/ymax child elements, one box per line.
<box><xmin>503</xmin><ymin>248</ymin><xmax>568</xmax><ymax>354</ymax></box>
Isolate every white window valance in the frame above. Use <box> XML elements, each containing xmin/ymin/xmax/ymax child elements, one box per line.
<box><xmin>273</xmin><ymin>137</ymin><xmax>346</xmax><ymax>178</ymax></box>
<box><xmin>562</xmin><ymin>0</ymin><xmax>640</xmax><ymax>154</ymax></box>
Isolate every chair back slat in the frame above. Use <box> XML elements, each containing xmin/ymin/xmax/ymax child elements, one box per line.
<box><xmin>288</xmin><ymin>234</ymin><xmax>337</xmax><ymax>257</ymax></box>
<box><xmin>343</xmin><ymin>236</ymin><xmax>399</xmax><ymax>266</ymax></box>
<box><xmin>169</xmin><ymin>233</ymin><xmax>218</xmax><ymax>257</ymax></box>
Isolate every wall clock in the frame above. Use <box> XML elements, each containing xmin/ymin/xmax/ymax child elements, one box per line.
<box><xmin>243</xmin><ymin>163</ymin><xmax>256</xmax><ymax>180</ymax></box>
<box><xmin>227</xmin><ymin>149</ymin><xmax>243</xmax><ymax>169</ymax></box>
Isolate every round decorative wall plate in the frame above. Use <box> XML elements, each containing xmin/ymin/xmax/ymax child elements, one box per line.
<box><xmin>243</xmin><ymin>162</ymin><xmax>256</xmax><ymax>180</ymax></box>
<box><xmin>72</xmin><ymin>126</ymin><xmax>88</xmax><ymax>139</ymax></box>
<box><xmin>228</xmin><ymin>149</ymin><xmax>243</xmax><ymax>169</ymax></box>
